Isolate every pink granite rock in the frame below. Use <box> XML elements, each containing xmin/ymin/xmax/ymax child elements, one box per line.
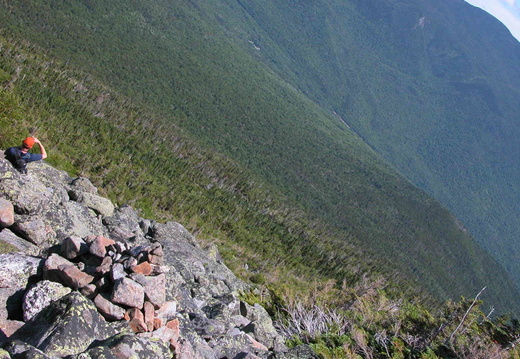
<box><xmin>89</xmin><ymin>235</ymin><xmax>116</xmax><ymax>258</ymax></box>
<box><xmin>111</xmin><ymin>277</ymin><xmax>145</xmax><ymax>309</ymax></box>
<box><xmin>94</xmin><ymin>293</ymin><xmax>126</xmax><ymax>321</ymax></box>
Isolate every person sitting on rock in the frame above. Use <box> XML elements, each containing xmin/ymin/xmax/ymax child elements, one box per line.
<box><xmin>4</xmin><ymin>136</ymin><xmax>47</xmax><ymax>174</ymax></box>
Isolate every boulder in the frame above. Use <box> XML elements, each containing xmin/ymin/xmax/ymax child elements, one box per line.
<box><xmin>93</xmin><ymin>293</ymin><xmax>126</xmax><ymax>321</ymax></box>
<box><xmin>0</xmin><ymin>198</ymin><xmax>14</xmax><ymax>228</ymax></box>
<box><xmin>240</xmin><ymin>302</ymin><xmax>287</xmax><ymax>351</ymax></box>
<box><xmin>10</xmin><ymin>216</ymin><xmax>49</xmax><ymax>246</ymax></box>
<box><xmin>102</xmin><ymin>205</ymin><xmax>149</xmax><ymax>244</ymax></box>
<box><xmin>71</xmin><ymin>334</ymin><xmax>172</xmax><ymax>359</ymax></box>
<box><xmin>130</xmin><ymin>273</ymin><xmax>167</xmax><ymax>308</ymax></box>
<box><xmin>72</xmin><ymin>192</ymin><xmax>115</xmax><ymax>218</ymax></box>
<box><xmin>22</xmin><ymin>280</ymin><xmax>72</xmax><ymax>321</ymax></box>
<box><xmin>0</xmin><ymin>228</ymin><xmax>40</xmax><ymax>256</ymax></box>
<box><xmin>45</xmin><ymin>201</ymin><xmax>107</xmax><ymax>240</ymax></box>
<box><xmin>0</xmin><ymin>253</ymin><xmax>44</xmax><ymax>321</ymax></box>
<box><xmin>56</xmin><ymin>264</ymin><xmax>94</xmax><ymax>289</ymax></box>
<box><xmin>111</xmin><ymin>278</ymin><xmax>145</xmax><ymax>309</ymax></box>
<box><xmin>61</xmin><ymin>235</ymin><xmax>89</xmax><ymax>259</ymax></box>
<box><xmin>152</xmin><ymin>221</ymin><xmax>249</xmax><ymax>308</ymax></box>
<box><xmin>211</xmin><ymin>332</ymin><xmax>269</xmax><ymax>359</ymax></box>
<box><xmin>70</xmin><ymin>177</ymin><xmax>98</xmax><ymax>194</ymax></box>
<box><xmin>0</xmin><ymin>160</ymin><xmax>67</xmax><ymax>217</ymax></box>
<box><xmin>8</xmin><ymin>292</ymin><xmax>118</xmax><ymax>357</ymax></box>
<box><xmin>89</xmin><ymin>235</ymin><xmax>115</xmax><ymax>258</ymax></box>
<box><xmin>3</xmin><ymin>340</ymin><xmax>54</xmax><ymax>359</ymax></box>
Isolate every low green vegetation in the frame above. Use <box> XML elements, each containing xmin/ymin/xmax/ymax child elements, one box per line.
<box><xmin>243</xmin><ymin>278</ymin><xmax>520</xmax><ymax>358</ymax></box>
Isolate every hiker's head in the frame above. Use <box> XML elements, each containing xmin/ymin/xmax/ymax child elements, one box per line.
<box><xmin>22</xmin><ymin>137</ymin><xmax>35</xmax><ymax>150</ymax></box>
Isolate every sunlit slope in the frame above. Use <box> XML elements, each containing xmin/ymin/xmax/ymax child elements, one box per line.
<box><xmin>229</xmin><ymin>0</ymin><xmax>520</xmax><ymax>288</ymax></box>
<box><xmin>1</xmin><ymin>0</ymin><xmax>519</xmax><ymax>312</ymax></box>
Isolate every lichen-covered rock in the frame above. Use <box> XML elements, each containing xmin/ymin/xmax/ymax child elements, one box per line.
<box><xmin>8</xmin><ymin>292</ymin><xmax>118</xmax><ymax>357</ymax></box>
<box><xmin>70</xmin><ymin>177</ymin><xmax>98</xmax><ymax>195</ymax></box>
<box><xmin>0</xmin><ymin>253</ymin><xmax>44</xmax><ymax>321</ymax></box>
<box><xmin>0</xmin><ymin>160</ymin><xmax>69</xmax><ymax>217</ymax></box>
<box><xmin>72</xmin><ymin>192</ymin><xmax>115</xmax><ymax>218</ymax></box>
<box><xmin>0</xmin><ymin>198</ymin><xmax>14</xmax><ymax>228</ymax></box>
<box><xmin>0</xmin><ymin>348</ymin><xmax>10</xmax><ymax>359</ymax></box>
<box><xmin>0</xmin><ymin>172</ymin><xmax>55</xmax><ymax>216</ymax></box>
<box><xmin>3</xmin><ymin>340</ymin><xmax>56</xmax><ymax>359</ymax></box>
<box><xmin>211</xmin><ymin>332</ymin><xmax>269</xmax><ymax>359</ymax></box>
<box><xmin>22</xmin><ymin>280</ymin><xmax>72</xmax><ymax>321</ymax></box>
<box><xmin>0</xmin><ymin>228</ymin><xmax>40</xmax><ymax>256</ymax></box>
<box><xmin>102</xmin><ymin>205</ymin><xmax>149</xmax><ymax>244</ymax></box>
<box><xmin>275</xmin><ymin>345</ymin><xmax>320</xmax><ymax>359</ymax></box>
<box><xmin>75</xmin><ymin>334</ymin><xmax>173</xmax><ymax>359</ymax></box>
<box><xmin>45</xmin><ymin>201</ymin><xmax>107</xmax><ymax>240</ymax></box>
<box><xmin>10</xmin><ymin>216</ymin><xmax>49</xmax><ymax>246</ymax></box>
<box><xmin>152</xmin><ymin>221</ymin><xmax>249</xmax><ymax>307</ymax></box>
<box><xmin>240</xmin><ymin>302</ymin><xmax>287</xmax><ymax>351</ymax></box>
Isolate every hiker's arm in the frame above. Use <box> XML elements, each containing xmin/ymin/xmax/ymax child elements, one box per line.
<box><xmin>33</xmin><ymin>138</ymin><xmax>47</xmax><ymax>159</ymax></box>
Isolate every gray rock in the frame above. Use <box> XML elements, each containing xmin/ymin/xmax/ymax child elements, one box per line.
<box><xmin>275</xmin><ymin>345</ymin><xmax>319</xmax><ymax>359</ymax></box>
<box><xmin>103</xmin><ymin>205</ymin><xmax>147</xmax><ymax>244</ymax></box>
<box><xmin>72</xmin><ymin>192</ymin><xmax>115</xmax><ymax>218</ymax></box>
<box><xmin>11</xmin><ymin>216</ymin><xmax>49</xmax><ymax>246</ymax></box>
<box><xmin>0</xmin><ymin>160</ymin><xmax>69</xmax><ymax>218</ymax></box>
<box><xmin>211</xmin><ymin>332</ymin><xmax>268</xmax><ymax>359</ymax></box>
<box><xmin>3</xmin><ymin>340</ymin><xmax>57</xmax><ymax>359</ymax></box>
<box><xmin>70</xmin><ymin>177</ymin><xmax>98</xmax><ymax>194</ymax></box>
<box><xmin>110</xmin><ymin>263</ymin><xmax>126</xmax><ymax>282</ymax></box>
<box><xmin>0</xmin><ymin>253</ymin><xmax>44</xmax><ymax>321</ymax></box>
<box><xmin>8</xmin><ymin>292</ymin><xmax>118</xmax><ymax>357</ymax></box>
<box><xmin>0</xmin><ymin>198</ymin><xmax>14</xmax><ymax>228</ymax></box>
<box><xmin>45</xmin><ymin>201</ymin><xmax>107</xmax><ymax>239</ymax></box>
<box><xmin>74</xmin><ymin>334</ymin><xmax>173</xmax><ymax>359</ymax></box>
<box><xmin>240</xmin><ymin>303</ymin><xmax>287</xmax><ymax>351</ymax></box>
<box><xmin>22</xmin><ymin>280</ymin><xmax>72</xmax><ymax>321</ymax></box>
<box><xmin>152</xmin><ymin>221</ymin><xmax>249</xmax><ymax>308</ymax></box>
<box><xmin>0</xmin><ymin>229</ymin><xmax>40</xmax><ymax>256</ymax></box>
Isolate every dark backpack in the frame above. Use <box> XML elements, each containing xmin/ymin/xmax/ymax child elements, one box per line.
<box><xmin>13</xmin><ymin>148</ymin><xmax>28</xmax><ymax>174</ymax></box>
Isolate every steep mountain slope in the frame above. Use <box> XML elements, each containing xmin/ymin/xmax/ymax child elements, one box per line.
<box><xmin>228</xmin><ymin>0</ymin><xmax>520</xmax><ymax>287</ymax></box>
<box><xmin>1</xmin><ymin>0</ymin><xmax>519</xmax><ymax>314</ymax></box>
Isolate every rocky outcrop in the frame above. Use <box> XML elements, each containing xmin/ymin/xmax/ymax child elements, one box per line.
<box><xmin>0</xmin><ymin>157</ymin><xmax>316</xmax><ymax>358</ymax></box>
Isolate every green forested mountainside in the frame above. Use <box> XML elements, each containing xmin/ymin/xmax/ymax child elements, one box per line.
<box><xmin>227</xmin><ymin>0</ymin><xmax>520</xmax><ymax>285</ymax></box>
<box><xmin>0</xmin><ymin>0</ymin><xmax>519</xmax><ymax>315</ymax></box>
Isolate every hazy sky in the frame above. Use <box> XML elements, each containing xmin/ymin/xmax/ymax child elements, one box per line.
<box><xmin>465</xmin><ymin>0</ymin><xmax>520</xmax><ymax>41</ymax></box>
